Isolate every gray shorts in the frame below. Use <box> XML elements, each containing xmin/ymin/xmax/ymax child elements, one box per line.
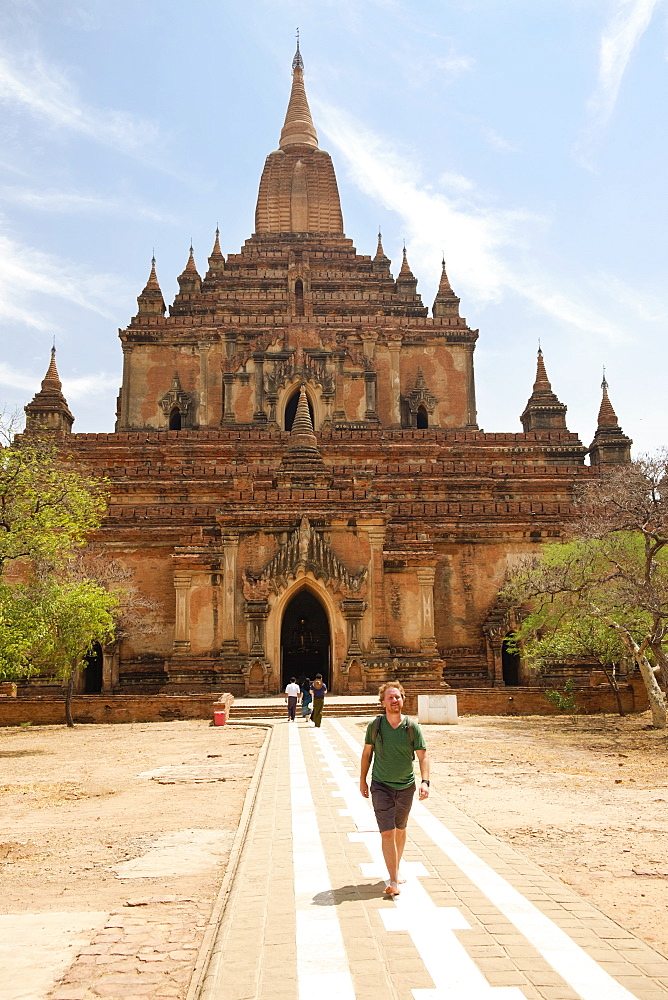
<box><xmin>370</xmin><ymin>780</ymin><xmax>416</xmax><ymax>832</ymax></box>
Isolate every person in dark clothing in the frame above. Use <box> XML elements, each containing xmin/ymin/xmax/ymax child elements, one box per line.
<box><xmin>309</xmin><ymin>674</ymin><xmax>327</xmax><ymax>727</ymax></box>
<box><xmin>300</xmin><ymin>676</ymin><xmax>313</xmax><ymax>722</ymax></box>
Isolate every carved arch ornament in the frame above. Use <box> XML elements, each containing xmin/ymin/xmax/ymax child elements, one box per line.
<box><xmin>243</xmin><ymin>516</ymin><xmax>367</xmax><ymax>600</ymax></box>
<box><xmin>406</xmin><ymin>368</ymin><xmax>437</xmax><ymax>415</ymax></box>
<box><xmin>160</xmin><ymin>372</ymin><xmax>192</xmax><ymax>420</ymax></box>
<box><xmin>264</xmin><ymin>348</ymin><xmax>335</xmax><ymax>400</ymax></box>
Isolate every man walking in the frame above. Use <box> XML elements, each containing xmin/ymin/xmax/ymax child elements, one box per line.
<box><xmin>284</xmin><ymin>676</ymin><xmax>300</xmax><ymax>722</ymax></box>
<box><xmin>360</xmin><ymin>681</ymin><xmax>429</xmax><ymax>897</ymax></box>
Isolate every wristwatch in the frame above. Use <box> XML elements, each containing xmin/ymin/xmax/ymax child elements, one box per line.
<box><xmin>421</xmin><ymin>779</ymin><xmax>430</xmax><ymax>786</ymax></box>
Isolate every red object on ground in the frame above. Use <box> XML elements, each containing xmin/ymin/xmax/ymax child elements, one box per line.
<box><xmin>213</xmin><ymin>710</ymin><xmax>227</xmax><ymax>726</ymax></box>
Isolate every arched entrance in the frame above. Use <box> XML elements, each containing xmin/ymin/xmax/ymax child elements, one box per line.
<box><xmin>502</xmin><ymin>635</ymin><xmax>520</xmax><ymax>686</ymax></box>
<box><xmin>280</xmin><ymin>590</ymin><xmax>330</xmax><ymax>688</ymax></box>
<box><xmin>84</xmin><ymin>642</ymin><xmax>103</xmax><ymax>693</ymax></box>
<box><xmin>284</xmin><ymin>390</ymin><xmax>315</xmax><ymax>431</ymax></box>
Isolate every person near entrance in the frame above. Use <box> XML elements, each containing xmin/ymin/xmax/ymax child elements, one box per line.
<box><xmin>299</xmin><ymin>676</ymin><xmax>313</xmax><ymax>723</ymax></box>
<box><xmin>310</xmin><ymin>674</ymin><xmax>327</xmax><ymax>727</ymax></box>
<box><xmin>284</xmin><ymin>676</ymin><xmax>300</xmax><ymax>722</ymax></box>
<box><xmin>359</xmin><ymin>681</ymin><xmax>429</xmax><ymax>897</ymax></box>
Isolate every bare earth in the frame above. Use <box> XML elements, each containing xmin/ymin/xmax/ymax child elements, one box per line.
<box><xmin>425</xmin><ymin>711</ymin><xmax>668</xmax><ymax>959</ymax></box>
<box><xmin>0</xmin><ymin>710</ymin><xmax>667</xmax><ymax>999</ymax></box>
<box><xmin>0</xmin><ymin>720</ymin><xmax>266</xmax><ymax>1000</ymax></box>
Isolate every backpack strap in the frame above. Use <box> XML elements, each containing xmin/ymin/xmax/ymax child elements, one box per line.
<box><xmin>369</xmin><ymin>714</ymin><xmax>417</xmax><ymax>759</ymax></box>
<box><xmin>369</xmin><ymin>714</ymin><xmax>384</xmax><ymax>758</ymax></box>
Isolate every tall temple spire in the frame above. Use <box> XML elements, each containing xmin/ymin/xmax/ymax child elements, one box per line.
<box><xmin>520</xmin><ymin>347</ymin><xmax>568</xmax><ymax>432</ymax></box>
<box><xmin>24</xmin><ymin>347</ymin><xmax>74</xmax><ymax>435</ymax></box>
<box><xmin>255</xmin><ymin>45</ymin><xmax>343</xmax><ymax>233</ymax></box>
<box><xmin>432</xmin><ymin>257</ymin><xmax>461</xmax><ymax>318</ymax></box>
<box><xmin>588</xmin><ymin>371</ymin><xmax>632</xmax><ymax>465</ymax></box>
<box><xmin>279</xmin><ymin>40</ymin><xmax>318</xmax><ymax>150</ymax></box>
<box><xmin>137</xmin><ymin>256</ymin><xmax>166</xmax><ymax>316</ymax></box>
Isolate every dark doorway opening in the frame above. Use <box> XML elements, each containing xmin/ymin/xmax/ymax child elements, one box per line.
<box><xmin>281</xmin><ymin>590</ymin><xmax>330</xmax><ymax>689</ymax></box>
<box><xmin>502</xmin><ymin>636</ymin><xmax>520</xmax><ymax>686</ymax></box>
<box><xmin>284</xmin><ymin>390</ymin><xmax>315</xmax><ymax>432</ymax></box>
<box><xmin>416</xmin><ymin>406</ymin><xmax>428</xmax><ymax>429</ymax></box>
<box><xmin>169</xmin><ymin>407</ymin><xmax>182</xmax><ymax>430</ymax></box>
<box><xmin>84</xmin><ymin>642</ymin><xmax>103</xmax><ymax>693</ymax></box>
<box><xmin>295</xmin><ymin>279</ymin><xmax>305</xmax><ymax>316</ymax></box>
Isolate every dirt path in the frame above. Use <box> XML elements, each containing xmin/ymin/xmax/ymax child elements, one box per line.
<box><xmin>425</xmin><ymin>710</ymin><xmax>668</xmax><ymax>959</ymax></box>
<box><xmin>0</xmin><ymin>720</ymin><xmax>266</xmax><ymax>1000</ymax></box>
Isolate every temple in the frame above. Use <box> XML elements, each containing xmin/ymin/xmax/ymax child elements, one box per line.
<box><xmin>22</xmin><ymin>47</ymin><xmax>632</xmax><ymax>696</ymax></box>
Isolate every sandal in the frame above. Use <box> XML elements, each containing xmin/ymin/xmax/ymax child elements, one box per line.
<box><xmin>384</xmin><ymin>884</ymin><xmax>401</xmax><ymax>897</ymax></box>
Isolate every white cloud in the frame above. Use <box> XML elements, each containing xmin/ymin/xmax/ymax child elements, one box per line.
<box><xmin>316</xmin><ymin>99</ymin><xmax>641</xmax><ymax>343</ymax></box>
<box><xmin>578</xmin><ymin>0</ymin><xmax>661</xmax><ymax>161</ymax></box>
<box><xmin>0</xmin><ymin>225</ymin><xmax>125</xmax><ymax>331</ymax></box>
<box><xmin>63</xmin><ymin>371</ymin><xmax>119</xmax><ymax>401</ymax></box>
<box><xmin>0</xmin><ymin>362</ymin><xmax>38</xmax><ymax>394</ymax></box>
<box><xmin>438</xmin><ymin>172</ymin><xmax>474</xmax><ymax>193</ymax></box>
<box><xmin>0</xmin><ymin>48</ymin><xmax>163</xmax><ymax>160</ymax></box>
<box><xmin>0</xmin><ymin>185</ymin><xmax>174</xmax><ymax>223</ymax></box>
<box><xmin>0</xmin><ymin>362</ymin><xmax>117</xmax><ymax>403</ymax></box>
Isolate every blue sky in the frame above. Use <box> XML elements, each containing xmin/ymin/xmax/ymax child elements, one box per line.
<box><xmin>0</xmin><ymin>0</ymin><xmax>666</xmax><ymax>453</ymax></box>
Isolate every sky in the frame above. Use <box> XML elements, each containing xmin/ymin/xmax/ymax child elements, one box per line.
<box><xmin>0</xmin><ymin>0</ymin><xmax>666</xmax><ymax>455</ymax></box>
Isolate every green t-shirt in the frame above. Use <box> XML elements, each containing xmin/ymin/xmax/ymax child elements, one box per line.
<box><xmin>364</xmin><ymin>715</ymin><xmax>426</xmax><ymax>790</ymax></box>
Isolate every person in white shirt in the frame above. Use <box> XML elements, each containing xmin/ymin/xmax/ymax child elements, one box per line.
<box><xmin>284</xmin><ymin>677</ymin><xmax>301</xmax><ymax>722</ymax></box>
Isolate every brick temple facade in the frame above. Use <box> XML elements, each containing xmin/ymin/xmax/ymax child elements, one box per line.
<box><xmin>23</xmin><ymin>45</ymin><xmax>632</xmax><ymax>697</ymax></box>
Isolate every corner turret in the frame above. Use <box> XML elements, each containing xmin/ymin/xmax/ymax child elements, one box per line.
<box><xmin>432</xmin><ymin>258</ymin><xmax>460</xmax><ymax>318</ymax></box>
<box><xmin>24</xmin><ymin>347</ymin><xmax>74</xmax><ymax>435</ymax></box>
<box><xmin>136</xmin><ymin>257</ymin><xmax>166</xmax><ymax>316</ymax></box>
<box><xmin>588</xmin><ymin>373</ymin><xmax>632</xmax><ymax>465</ymax></box>
<box><xmin>520</xmin><ymin>348</ymin><xmax>568</xmax><ymax>432</ymax></box>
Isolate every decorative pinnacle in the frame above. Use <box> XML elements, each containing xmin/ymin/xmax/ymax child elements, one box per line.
<box><xmin>208</xmin><ymin>227</ymin><xmax>225</xmax><ymax>268</ymax></box>
<box><xmin>436</xmin><ymin>257</ymin><xmax>454</xmax><ymax>295</ymax></box>
<box><xmin>185</xmin><ymin>245</ymin><xmax>198</xmax><ymax>273</ymax></box>
<box><xmin>398</xmin><ymin>245</ymin><xmax>414</xmax><ymax>278</ymax></box>
<box><xmin>293</xmin><ymin>28</ymin><xmax>303</xmax><ymax>70</ymax></box>
<box><xmin>534</xmin><ymin>347</ymin><xmax>551</xmax><ymax>391</ymax></box>
<box><xmin>597</xmin><ymin>370</ymin><xmax>619</xmax><ymax>428</ymax></box>
<box><xmin>43</xmin><ymin>346</ymin><xmax>62</xmax><ymax>390</ymax></box>
<box><xmin>143</xmin><ymin>256</ymin><xmax>161</xmax><ymax>291</ymax></box>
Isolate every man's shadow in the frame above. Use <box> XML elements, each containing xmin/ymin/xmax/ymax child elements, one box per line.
<box><xmin>312</xmin><ymin>882</ymin><xmax>386</xmax><ymax>905</ymax></box>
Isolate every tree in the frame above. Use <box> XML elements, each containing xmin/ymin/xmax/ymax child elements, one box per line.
<box><xmin>0</xmin><ymin>578</ymin><xmax>118</xmax><ymax>726</ymax></box>
<box><xmin>503</xmin><ymin>452</ymin><xmax>668</xmax><ymax>729</ymax></box>
<box><xmin>0</xmin><ymin>421</ymin><xmax>114</xmax><ymax>721</ymax></box>
<box><xmin>0</xmin><ymin>433</ymin><xmax>107</xmax><ymax>574</ymax></box>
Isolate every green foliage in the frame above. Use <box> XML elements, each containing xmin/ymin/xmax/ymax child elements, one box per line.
<box><xmin>0</xmin><ymin>427</ymin><xmax>113</xmax><ymax>706</ymax></box>
<box><xmin>544</xmin><ymin>678</ymin><xmax>579</xmax><ymax>714</ymax></box>
<box><xmin>0</xmin><ymin>435</ymin><xmax>107</xmax><ymax>573</ymax></box>
<box><xmin>502</xmin><ymin>452</ymin><xmax>668</xmax><ymax>728</ymax></box>
<box><xmin>0</xmin><ymin>578</ymin><xmax>118</xmax><ymax>683</ymax></box>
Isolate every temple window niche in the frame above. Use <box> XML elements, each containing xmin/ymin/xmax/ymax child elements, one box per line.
<box><xmin>284</xmin><ymin>388</ymin><xmax>315</xmax><ymax>431</ymax></box>
<box><xmin>294</xmin><ymin>278</ymin><xmax>305</xmax><ymax>316</ymax></box>
<box><xmin>169</xmin><ymin>406</ymin><xmax>182</xmax><ymax>430</ymax></box>
<box><xmin>416</xmin><ymin>405</ymin><xmax>428</xmax><ymax>429</ymax></box>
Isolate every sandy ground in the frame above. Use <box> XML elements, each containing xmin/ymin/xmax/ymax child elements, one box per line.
<box><xmin>0</xmin><ymin>719</ymin><xmax>266</xmax><ymax>1000</ymax></box>
<box><xmin>421</xmin><ymin>710</ymin><xmax>668</xmax><ymax>959</ymax></box>
<box><xmin>1</xmin><ymin>710</ymin><xmax>667</xmax><ymax>998</ymax></box>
